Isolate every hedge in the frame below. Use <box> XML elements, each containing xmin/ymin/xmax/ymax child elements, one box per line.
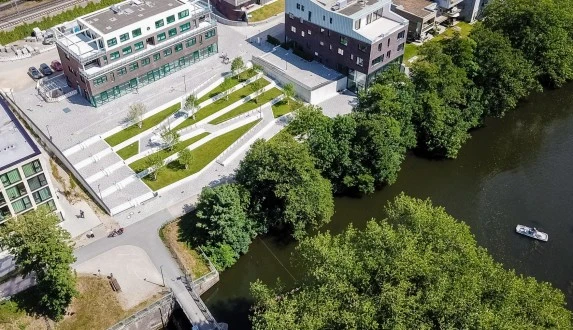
<box><xmin>267</xmin><ymin>35</ymin><xmax>281</xmax><ymax>46</ymax></box>
<box><xmin>0</xmin><ymin>0</ymin><xmax>123</xmax><ymax>45</ymax></box>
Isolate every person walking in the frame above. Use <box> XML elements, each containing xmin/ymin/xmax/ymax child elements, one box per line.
<box><xmin>79</xmin><ymin>210</ymin><xmax>84</xmax><ymax>218</ymax></box>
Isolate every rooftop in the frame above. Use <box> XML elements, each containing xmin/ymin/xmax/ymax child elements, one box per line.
<box><xmin>315</xmin><ymin>0</ymin><xmax>380</xmax><ymax>16</ymax></box>
<box><xmin>0</xmin><ymin>98</ymin><xmax>40</xmax><ymax>172</ymax></box>
<box><xmin>357</xmin><ymin>16</ymin><xmax>402</xmax><ymax>39</ymax></box>
<box><xmin>393</xmin><ymin>0</ymin><xmax>436</xmax><ymax>18</ymax></box>
<box><xmin>82</xmin><ymin>0</ymin><xmax>187</xmax><ymax>36</ymax></box>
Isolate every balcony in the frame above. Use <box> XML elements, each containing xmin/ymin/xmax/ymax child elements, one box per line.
<box><xmin>437</xmin><ymin>0</ymin><xmax>463</xmax><ymax>9</ymax></box>
<box><xmin>444</xmin><ymin>6</ymin><xmax>461</xmax><ymax>17</ymax></box>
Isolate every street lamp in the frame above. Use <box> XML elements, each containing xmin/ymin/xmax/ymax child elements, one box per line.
<box><xmin>160</xmin><ymin>265</ymin><xmax>165</xmax><ymax>287</ymax></box>
<box><xmin>97</xmin><ymin>184</ymin><xmax>102</xmax><ymax>199</ymax></box>
<box><xmin>45</xmin><ymin>125</ymin><xmax>52</xmax><ymax>140</ymax></box>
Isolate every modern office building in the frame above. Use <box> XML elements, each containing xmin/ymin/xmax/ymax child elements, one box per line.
<box><xmin>55</xmin><ymin>0</ymin><xmax>218</xmax><ymax>107</ymax></box>
<box><xmin>0</xmin><ymin>98</ymin><xmax>61</xmax><ymax>222</ymax></box>
<box><xmin>285</xmin><ymin>0</ymin><xmax>408</xmax><ymax>91</ymax></box>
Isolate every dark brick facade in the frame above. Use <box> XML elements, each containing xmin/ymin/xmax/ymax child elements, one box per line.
<box><xmin>210</xmin><ymin>0</ymin><xmax>252</xmax><ymax>21</ymax></box>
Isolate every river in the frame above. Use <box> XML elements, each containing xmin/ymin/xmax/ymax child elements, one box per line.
<box><xmin>202</xmin><ymin>83</ymin><xmax>573</xmax><ymax>329</ymax></box>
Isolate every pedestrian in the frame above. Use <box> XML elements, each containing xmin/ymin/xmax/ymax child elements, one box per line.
<box><xmin>89</xmin><ymin>230</ymin><xmax>94</xmax><ymax>238</ymax></box>
<box><xmin>79</xmin><ymin>210</ymin><xmax>84</xmax><ymax>218</ymax></box>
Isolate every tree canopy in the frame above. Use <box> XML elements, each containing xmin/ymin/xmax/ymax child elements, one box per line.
<box><xmin>251</xmin><ymin>194</ymin><xmax>572</xmax><ymax>329</ymax></box>
<box><xmin>0</xmin><ymin>206</ymin><xmax>77</xmax><ymax>320</ymax></box>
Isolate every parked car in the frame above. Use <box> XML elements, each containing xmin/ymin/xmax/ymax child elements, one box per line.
<box><xmin>50</xmin><ymin>60</ymin><xmax>63</xmax><ymax>71</ymax></box>
<box><xmin>28</xmin><ymin>67</ymin><xmax>42</xmax><ymax>80</ymax></box>
<box><xmin>42</xmin><ymin>37</ymin><xmax>55</xmax><ymax>45</ymax></box>
<box><xmin>39</xmin><ymin>63</ymin><xmax>52</xmax><ymax>76</ymax></box>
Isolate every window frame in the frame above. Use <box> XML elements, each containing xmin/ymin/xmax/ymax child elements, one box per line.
<box><xmin>110</xmin><ymin>51</ymin><xmax>120</xmax><ymax>60</ymax></box>
<box><xmin>119</xmin><ymin>33</ymin><xmax>130</xmax><ymax>42</ymax></box>
<box><xmin>134</xmin><ymin>41</ymin><xmax>144</xmax><ymax>51</ymax></box>
<box><xmin>168</xmin><ymin>28</ymin><xmax>177</xmax><ymax>37</ymax></box>
<box><xmin>167</xmin><ymin>15</ymin><xmax>176</xmax><ymax>24</ymax></box>
<box><xmin>178</xmin><ymin>9</ymin><xmax>189</xmax><ymax>19</ymax></box>
<box><xmin>155</xmin><ymin>19</ymin><xmax>164</xmax><ymax>28</ymax></box>
<box><xmin>132</xmin><ymin>28</ymin><xmax>142</xmax><ymax>38</ymax></box>
<box><xmin>106</xmin><ymin>38</ymin><xmax>117</xmax><ymax>47</ymax></box>
<box><xmin>157</xmin><ymin>32</ymin><xmax>167</xmax><ymax>42</ymax></box>
<box><xmin>122</xmin><ymin>46</ymin><xmax>133</xmax><ymax>55</ymax></box>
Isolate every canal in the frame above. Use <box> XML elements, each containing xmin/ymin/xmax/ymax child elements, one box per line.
<box><xmin>203</xmin><ymin>83</ymin><xmax>573</xmax><ymax>329</ymax></box>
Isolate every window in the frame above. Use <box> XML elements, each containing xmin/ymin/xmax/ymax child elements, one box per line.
<box><xmin>118</xmin><ymin>67</ymin><xmax>127</xmax><ymax>76</ymax></box>
<box><xmin>320</xmin><ymin>41</ymin><xmax>324</xmax><ymax>46</ymax></box>
<box><xmin>397</xmin><ymin>43</ymin><xmax>404</xmax><ymax>51</ymax></box>
<box><xmin>386</xmin><ymin>50</ymin><xmax>391</xmax><ymax>58</ymax></box>
<box><xmin>378</xmin><ymin>43</ymin><xmax>382</xmax><ymax>51</ymax></box>
<box><xmin>1</xmin><ymin>169</ymin><xmax>21</xmax><ymax>187</ymax></box>
<box><xmin>372</xmin><ymin>55</ymin><xmax>384</xmax><ymax>65</ymax></box>
<box><xmin>11</xmin><ymin>196</ymin><xmax>31</xmax><ymax>213</ymax></box>
<box><xmin>308</xmin><ymin>29</ymin><xmax>311</xmax><ymax>35</ymax></box>
<box><xmin>296</xmin><ymin>3</ymin><xmax>300</xmax><ymax>9</ymax></box>
<box><xmin>155</xmin><ymin>19</ymin><xmax>164</xmax><ymax>28</ymax></box>
<box><xmin>132</xmin><ymin>28</ymin><xmax>142</xmax><ymax>38</ymax></box>
<box><xmin>301</xmin><ymin>31</ymin><xmax>305</xmax><ymax>37</ymax></box>
<box><xmin>354</xmin><ymin>19</ymin><xmax>361</xmax><ymax>30</ymax></box>
<box><xmin>122</xmin><ymin>46</ymin><xmax>132</xmax><ymax>55</ymax></box>
<box><xmin>397</xmin><ymin>31</ymin><xmax>405</xmax><ymax>39</ymax></box>
<box><xmin>186</xmin><ymin>37</ymin><xmax>196</xmax><ymax>47</ymax></box>
<box><xmin>330</xmin><ymin>17</ymin><xmax>333</xmax><ymax>24</ymax></box>
<box><xmin>175</xmin><ymin>43</ymin><xmax>183</xmax><ymax>52</ymax></box>
<box><xmin>178</xmin><ymin>9</ymin><xmax>189</xmax><ymax>19</ymax></box>
<box><xmin>25</xmin><ymin>173</ymin><xmax>46</xmax><ymax>193</ymax></box>
<box><xmin>323</xmin><ymin>15</ymin><xmax>325</xmax><ymax>21</ymax></box>
<box><xmin>141</xmin><ymin>57</ymin><xmax>150</xmax><ymax>66</ymax></box>
<box><xmin>357</xmin><ymin>56</ymin><xmax>364</xmax><ymax>66</ymax></box>
<box><xmin>291</xmin><ymin>26</ymin><xmax>296</xmax><ymax>33</ymax></box>
<box><xmin>169</xmin><ymin>28</ymin><xmax>177</xmax><ymax>37</ymax></box>
<box><xmin>205</xmin><ymin>29</ymin><xmax>216</xmax><ymax>39</ymax></box>
<box><xmin>164</xmin><ymin>48</ymin><xmax>172</xmax><ymax>56</ymax></box>
<box><xmin>153</xmin><ymin>53</ymin><xmax>161</xmax><ymax>61</ymax></box>
<box><xmin>350</xmin><ymin>54</ymin><xmax>354</xmax><ymax>60</ymax></box>
<box><xmin>358</xmin><ymin>44</ymin><xmax>367</xmax><ymax>52</ymax></box>
<box><xmin>308</xmin><ymin>11</ymin><xmax>312</xmax><ymax>21</ymax></box>
<box><xmin>106</xmin><ymin>38</ymin><xmax>117</xmax><ymax>47</ymax></box>
<box><xmin>167</xmin><ymin>15</ymin><xmax>176</xmax><ymax>24</ymax></box>
<box><xmin>180</xmin><ymin>22</ymin><xmax>191</xmax><ymax>32</ymax></box>
<box><xmin>366</xmin><ymin>13</ymin><xmax>372</xmax><ymax>24</ymax></box>
<box><xmin>22</xmin><ymin>160</ymin><xmax>42</xmax><ymax>177</ymax></box>
<box><xmin>110</xmin><ymin>51</ymin><xmax>120</xmax><ymax>60</ymax></box>
<box><xmin>157</xmin><ymin>32</ymin><xmax>166</xmax><ymax>42</ymax></box>
<box><xmin>373</xmin><ymin>8</ymin><xmax>383</xmax><ymax>20</ymax></box>
<box><xmin>0</xmin><ymin>192</ymin><xmax>5</xmax><ymax>206</ymax></box>
<box><xmin>119</xmin><ymin>33</ymin><xmax>129</xmax><ymax>42</ymax></box>
<box><xmin>32</xmin><ymin>187</ymin><xmax>52</xmax><ymax>204</ymax></box>
<box><xmin>321</xmin><ymin>28</ymin><xmax>325</xmax><ymax>33</ymax></box>
<box><xmin>129</xmin><ymin>62</ymin><xmax>139</xmax><ymax>71</ymax></box>
<box><xmin>6</xmin><ymin>183</ymin><xmax>26</xmax><ymax>200</ymax></box>
<box><xmin>340</xmin><ymin>36</ymin><xmax>348</xmax><ymax>46</ymax></box>
<box><xmin>134</xmin><ymin>41</ymin><xmax>144</xmax><ymax>51</ymax></box>
<box><xmin>301</xmin><ymin>5</ymin><xmax>304</xmax><ymax>11</ymax></box>
<box><xmin>387</xmin><ymin>39</ymin><xmax>390</xmax><ymax>47</ymax></box>
<box><xmin>289</xmin><ymin>13</ymin><xmax>294</xmax><ymax>19</ymax></box>
<box><xmin>338</xmin><ymin>48</ymin><xmax>344</xmax><ymax>55</ymax></box>
<box><xmin>93</xmin><ymin>75</ymin><xmax>107</xmax><ymax>86</ymax></box>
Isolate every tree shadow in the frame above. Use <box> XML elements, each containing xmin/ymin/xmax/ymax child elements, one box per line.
<box><xmin>9</xmin><ymin>286</ymin><xmax>50</xmax><ymax>319</ymax></box>
<box><xmin>206</xmin><ymin>296</ymin><xmax>254</xmax><ymax>330</ymax></box>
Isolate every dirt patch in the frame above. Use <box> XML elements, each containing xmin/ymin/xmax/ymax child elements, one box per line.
<box><xmin>161</xmin><ymin>221</ymin><xmax>210</xmax><ymax>279</ymax></box>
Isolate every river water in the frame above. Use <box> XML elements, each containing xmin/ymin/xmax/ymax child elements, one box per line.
<box><xmin>203</xmin><ymin>83</ymin><xmax>573</xmax><ymax>329</ymax></box>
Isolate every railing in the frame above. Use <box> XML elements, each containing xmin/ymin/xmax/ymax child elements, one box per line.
<box><xmin>181</xmin><ymin>275</ymin><xmax>223</xmax><ymax>330</ymax></box>
<box><xmin>107</xmin><ymin>291</ymin><xmax>174</xmax><ymax>330</ymax></box>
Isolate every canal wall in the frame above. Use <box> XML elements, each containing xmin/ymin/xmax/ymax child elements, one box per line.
<box><xmin>108</xmin><ymin>292</ymin><xmax>176</xmax><ymax>330</ymax></box>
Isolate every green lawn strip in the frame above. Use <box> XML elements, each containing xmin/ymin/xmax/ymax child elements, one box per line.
<box><xmin>144</xmin><ymin>120</ymin><xmax>260</xmax><ymax>190</ymax></box>
<box><xmin>272</xmin><ymin>98</ymin><xmax>302</xmax><ymax>118</ymax></box>
<box><xmin>404</xmin><ymin>43</ymin><xmax>419</xmax><ymax>62</ymax></box>
<box><xmin>105</xmin><ymin>104</ymin><xmax>179</xmax><ymax>147</ymax></box>
<box><xmin>116</xmin><ymin>141</ymin><xmax>139</xmax><ymax>160</ymax></box>
<box><xmin>404</xmin><ymin>23</ymin><xmax>474</xmax><ymax>64</ymax></box>
<box><xmin>175</xmin><ymin>78</ymin><xmax>270</xmax><ymax>131</ymax></box>
<box><xmin>129</xmin><ymin>132</ymin><xmax>210</xmax><ymax>173</ymax></box>
<box><xmin>197</xmin><ymin>70</ymin><xmax>258</xmax><ymax>104</ymax></box>
<box><xmin>249</xmin><ymin>0</ymin><xmax>285</xmax><ymax>22</ymax></box>
<box><xmin>209</xmin><ymin>88</ymin><xmax>283</xmax><ymax>124</ymax></box>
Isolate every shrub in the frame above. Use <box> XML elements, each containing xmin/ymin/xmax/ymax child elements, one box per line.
<box><xmin>267</xmin><ymin>35</ymin><xmax>281</xmax><ymax>46</ymax></box>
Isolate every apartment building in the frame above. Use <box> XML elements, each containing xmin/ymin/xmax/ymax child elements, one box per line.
<box><xmin>55</xmin><ymin>0</ymin><xmax>218</xmax><ymax>107</ymax></box>
<box><xmin>0</xmin><ymin>99</ymin><xmax>61</xmax><ymax>222</ymax></box>
<box><xmin>285</xmin><ymin>0</ymin><xmax>409</xmax><ymax>91</ymax></box>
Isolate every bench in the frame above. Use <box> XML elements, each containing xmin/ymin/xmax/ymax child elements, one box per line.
<box><xmin>110</xmin><ymin>276</ymin><xmax>122</xmax><ymax>292</ymax></box>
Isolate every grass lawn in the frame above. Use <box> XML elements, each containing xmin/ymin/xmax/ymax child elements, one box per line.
<box><xmin>160</xmin><ymin>221</ymin><xmax>211</xmax><ymax>279</ymax></box>
<box><xmin>249</xmin><ymin>0</ymin><xmax>285</xmax><ymax>22</ymax></box>
<box><xmin>129</xmin><ymin>132</ymin><xmax>210</xmax><ymax>173</ymax></box>
<box><xmin>272</xmin><ymin>98</ymin><xmax>302</xmax><ymax>118</ymax></box>
<box><xmin>175</xmin><ymin>78</ymin><xmax>270</xmax><ymax>131</ymax></box>
<box><xmin>403</xmin><ymin>22</ymin><xmax>474</xmax><ymax>64</ymax></box>
<box><xmin>404</xmin><ymin>43</ymin><xmax>419</xmax><ymax>62</ymax></box>
<box><xmin>197</xmin><ymin>69</ymin><xmax>258</xmax><ymax>104</ymax></box>
<box><xmin>105</xmin><ymin>104</ymin><xmax>179</xmax><ymax>147</ymax></box>
<box><xmin>209</xmin><ymin>87</ymin><xmax>283</xmax><ymax>124</ymax></box>
<box><xmin>144</xmin><ymin>120</ymin><xmax>260</xmax><ymax>190</ymax></box>
<box><xmin>0</xmin><ymin>276</ymin><xmax>165</xmax><ymax>330</ymax></box>
<box><xmin>116</xmin><ymin>141</ymin><xmax>139</xmax><ymax>160</ymax></box>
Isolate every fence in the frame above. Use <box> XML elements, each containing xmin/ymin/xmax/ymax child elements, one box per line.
<box><xmin>107</xmin><ymin>291</ymin><xmax>175</xmax><ymax>330</ymax></box>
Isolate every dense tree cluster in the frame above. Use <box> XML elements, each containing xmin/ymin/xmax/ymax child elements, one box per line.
<box><xmin>250</xmin><ymin>194</ymin><xmax>572</xmax><ymax>329</ymax></box>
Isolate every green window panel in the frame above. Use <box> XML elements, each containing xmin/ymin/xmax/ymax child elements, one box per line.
<box><xmin>178</xmin><ymin>9</ymin><xmax>189</xmax><ymax>19</ymax></box>
<box><xmin>180</xmin><ymin>22</ymin><xmax>191</xmax><ymax>32</ymax></box>
<box><xmin>141</xmin><ymin>57</ymin><xmax>150</xmax><ymax>66</ymax></box>
<box><xmin>22</xmin><ymin>160</ymin><xmax>42</xmax><ymax>177</ymax></box>
<box><xmin>186</xmin><ymin>37</ymin><xmax>196</xmax><ymax>47</ymax></box>
<box><xmin>1</xmin><ymin>169</ymin><xmax>21</xmax><ymax>187</ymax></box>
<box><xmin>167</xmin><ymin>15</ymin><xmax>175</xmax><ymax>24</ymax></box>
<box><xmin>110</xmin><ymin>51</ymin><xmax>120</xmax><ymax>60</ymax></box>
<box><xmin>93</xmin><ymin>75</ymin><xmax>108</xmax><ymax>86</ymax></box>
<box><xmin>157</xmin><ymin>33</ymin><xmax>166</xmax><ymax>42</ymax></box>
<box><xmin>118</xmin><ymin>67</ymin><xmax>127</xmax><ymax>76</ymax></box>
<box><xmin>153</xmin><ymin>53</ymin><xmax>161</xmax><ymax>61</ymax></box>
<box><xmin>27</xmin><ymin>173</ymin><xmax>47</xmax><ymax>191</ymax></box>
<box><xmin>164</xmin><ymin>48</ymin><xmax>172</xmax><ymax>56</ymax></box>
<box><xmin>132</xmin><ymin>28</ymin><xmax>142</xmax><ymax>38</ymax></box>
<box><xmin>11</xmin><ymin>196</ymin><xmax>31</xmax><ymax>213</ymax></box>
<box><xmin>6</xmin><ymin>182</ymin><xmax>26</xmax><ymax>201</ymax></box>
<box><xmin>120</xmin><ymin>33</ymin><xmax>130</xmax><ymax>42</ymax></box>
<box><xmin>32</xmin><ymin>187</ymin><xmax>52</xmax><ymax>204</ymax></box>
<box><xmin>0</xmin><ymin>191</ymin><xmax>5</xmax><ymax>206</ymax></box>
<box><xmin>122</xmin><ymin>46</ymin><xmax>132</xmax><ymax>55</ymax></box>
<box><xmin>134</xmin><ymin>41</ymin><xmax>144</xmax><ymax>51</ymax></box>
<box><xmin>129</xmin><ymin>62</ymin><xmax>139</xmax><ymax>71</ymax></box>
<box><xmin>168</xmin><ymin>28</ymin><xmax>177</xmax><ymax>37</ymax></box>
<box><xmin>205</xmin><ymin>29</ymin><xmax>216</xmax><ymax>39</ymax></box>
<box><xmin>107</xmin><ymin>38</ymin><xmax>117</xmax><ymax>47</ymax></box>
<box><xmin>175</xmin><ymin>43</ymin><xmax>183</xmax><ymax>52</ymax></box>
<box><xmin>155</xmin><ymin>19</ymin><xmax>164</xmax><ymax>28</ymax></box>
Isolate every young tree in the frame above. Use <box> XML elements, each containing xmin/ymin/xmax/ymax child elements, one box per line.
<box><xmin>185</xmin><ymin>94</ymin><xmax>197</xmax><ymax>119</ymax></box>
<box><xmin>251</xmin><ymin>194</ymin><xmax>572</xmax><ymax>330</ymax></box>
<box><xmin>178</xmin><ymin>148</ymin><xmax>193</xmax><ymax>170</ymax></box>
<box><xmin>282</xmin><ymin>83</ymin><xmax>295</xmax><ymax>105</ymax></box>
<box><xmin>220</xmin><ymin>77</ymin><xmax>234</xmax><ymax>101</ymax></box>
<box><xmin>250</xmin><ymin>79</ymin><xmax>264</xmax><ymax>104</ymax></box>
<box><xmin>231</xmin><ymin>56</ymin><xmax>245</xmax><ymax>79</ymax></box>
<box><xmin>251</xmin><ymin>63</ymin><xmax>263</xmax><ymax>74</ymax></box>
<box><xmin>159</xmin><ymin>125</ymin><xmax>180</xmax><ymax>151</ymax></box>
<box><xmin>0</xmin><ymin>206</ymin><xmax>77</xmax><ymax>320</ymax></box>
<box><xmin>127</xmin><ymin>103</ymin><xmax>146</xmax><ymax>128</ymax></box>
<box><xmin>145</xmin><ymin>152</ymin><xmax>164</xmax><ymax>180</ymax></box>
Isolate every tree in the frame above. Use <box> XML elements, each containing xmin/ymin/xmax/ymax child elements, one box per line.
<box><xmin>145</xmin><ymin>152</ymin><xmax>164</xmax><ymax>180</ymax></box>
<box><xmin>282</xmin><ymin>83</ymin><xmax>295</xmax><ymax>105</ymax></box>
<box><xmin>483</xmin><ymin>0</ymin><xmax>573</xmax><ymax>87</ymax></box>
<box><xmin>251</xmin><ymin>63</ymin><xmax>263</xmax><ymax>74</ymax></box>
<box><xmin>250</xmin><ymin>79</ymin><xmax>264</xmax><ymax>104</ymax></box>
<box><xmin>185</xmin><ymin>94</ymin><xmax>197</xmax><ymax>119</ymax></box>
<box><xmin>126</xmin><ymin>103</ymin><xmax>146</xmax><ymax>128</ymax></box>
<box><xmin>159</xmin><ymin>125</ymin><xmax>180</xmax><ymax>151</ymax></box>
<box><xmin>178</xmin><ymin>148</ymin><xmax>193</xmax><ymax>170</ymax></box>
<box><xmin>235</xmin><ymin>136</ymin><xmax>334</xmax><ymax>239</ymax></box>
<box><xmin>250</xmin><ymin>194</ymin><xmax>572</xmax><ymax>330</ymax></box>
<box><xmin>220</xmin><ymin>77</ymin><xmax>233</xmax><ymax>101</ymax></box>
<box><xmin>192</xmin><ymin>184</ymin><xmax>256</xmax><ymax>270</ymax></box>
<box><xmin>231</xmin><ymin>56</ymin><xmax>245</xmax><ymax>80</ymax></box>
<box><xmin>0</xmin><ymin>206</ymin><xmax>77</xmax><ymax>320</ymax></box>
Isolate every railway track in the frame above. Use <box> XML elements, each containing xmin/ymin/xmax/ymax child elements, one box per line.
<box><xmin>0</xmin><ymin>0</ymin><xmax>86</xmax><ymax>31</ymax></box>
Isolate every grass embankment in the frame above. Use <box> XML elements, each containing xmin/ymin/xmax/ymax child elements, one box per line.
<box><xmin>272</xmin><ymin>98</ymin><xmax>302</xmax><ymax>118</ymax></box>
<box><xmin>197</xmin><ymin>69</ymin><xmax>258</xmax><ymax>104</ymax></box>
<box><xmin>248</xmin><ymin>0</ymin><xmax>285</xmax><ymax>22</ymax></box>
<box><xmin>105</xmin><ymin>104</ymin><xmax>179</xmax><ymax>147</ymax></box>
<box><xmin>404</xmin><ymin>22</ymin><xmax>474</xmax><ymax>63</ymax></box>
<box><xmin>0</xmin><ymin>276</ymin><xmax>164</xmax><ymax>330</ymax></box>
<box><xmin>175</xmin><ymin>78</ymin><xmax>270</xmax><ymax>131</ymax></box>
<box><xmin>129</xmin><ymin>132</ymin><xmax>210</xmax><ymax>173</ymax></box>
<box><xmin>116</xmin><ymin>141</ymin><xmax>139</xmax><ymax>160</ymax></box>
<box><xmin>144</xmin><ymin>120</ymin><xmax>260</xmax><ymax>190</ymax></box>
<box><xmin>160</xmin><ymin>221</ymin><xmax>210</xmax><ymax>279</ymax></box>
<box><xmin>209</xmin><ymin>88</ymin><xmax>283</xmax><ymax>124</ymax></box>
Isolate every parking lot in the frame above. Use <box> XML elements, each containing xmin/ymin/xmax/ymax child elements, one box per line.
<box><xmin>0</xmin><ymin>47</ymin><xmax>59</xmax><ymax>92</ymax></box>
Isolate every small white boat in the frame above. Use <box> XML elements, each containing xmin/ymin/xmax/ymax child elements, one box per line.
<box><xmin>516</xmin><ymin>225</ymin><xmax>548</xmax><ymax>242</ymax></box>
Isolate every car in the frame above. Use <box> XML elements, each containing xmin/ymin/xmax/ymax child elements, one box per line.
<box><xmin>28</xmin><ymin>67</ymin><xmax>42</xmax><ymax>80</ymax></box>
<box><xmin>42</xmin><ymin>37</ymin><xmax>55</xmax><ymax>45</ymax></box>
<box><xmin>50</xmin><ymin>60</ymin><xmax>63</xmax><ymax>71</ymax></box>
<box><xmin>39</xmin><ymin>63</ymin><xmax>52</xmax><ymax>76</ymax></box>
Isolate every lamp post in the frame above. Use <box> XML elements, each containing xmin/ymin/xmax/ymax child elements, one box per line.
<box><xmin>183</xmin><ymin>75</ymin><xmax>187</xmax><ymax>93</ymax></box>
<box><xmin>97</xmin><ymin>184</ymin><xmax>102</xmax><ymax>199</ymax></box>
<box><xmin>45</xmin><ymin>125</ymin><xmax>52</xmax><ymax>140</ymax></box>
<box><xmin>160</xmin><ymin>265</ymin><xmax>165</xmax><ymax>287</ymax></box>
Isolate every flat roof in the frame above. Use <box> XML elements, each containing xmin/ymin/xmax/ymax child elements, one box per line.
<box><xmin>357</xmin><ymin>16</ymin><xmax>402</xmax><ymax>39</ymax></box>
<box><xmin>339</xmin><ymin>0</ymin><xmax>378</xmax><ymax>16</ymax></box>
<box><xmin>0</xmin><ymin>98</ymin><xmax>40</xmax><ymax>172</ymax></box>
<box><xmin>82</xmin><ymin>0</ymin><xmax>186</xmax><ymax>35</ymax></box>
<box><xmin>393</xmin><ymin>0</ymin><xmax>436</xmax><ymax>18</ymax></box>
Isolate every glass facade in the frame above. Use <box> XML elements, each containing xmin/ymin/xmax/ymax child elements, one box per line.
<box><xmin>90</xmin><ymin>43</ymin><xmax>218</xmax><ymax>107</ymax></box>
